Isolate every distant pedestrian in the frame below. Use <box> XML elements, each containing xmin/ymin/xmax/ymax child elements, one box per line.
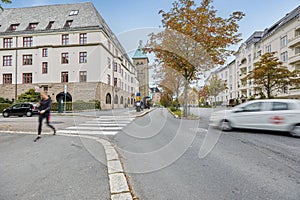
<box><xmin>34</xmin><ymin>92</ymin><xmax>56</xmax><ymax>142</ymax></box>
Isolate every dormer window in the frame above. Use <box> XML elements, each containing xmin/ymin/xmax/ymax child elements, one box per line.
<box><xmin>64</xmin><ymin>20</ymin><xmax>73</xmax><ymax>28</ymax></box>
<box><xmin>9</xmin><ymin>24</ymin><xmax>19</xmax><ymax>31</ymax></box>
<box><xmin>46</xmin><ymin>21</ymin><xmax>54</xmax><ymax>30</ymax></box>
<box><xmin>69</xmin><ymin>10</ymin><xmax>79</xmax><ymax>16</ymax></box>
<box><xmin>27</xmin><ymin>23</ymin><xmax>38</xmax><ymax>30</ymax></box>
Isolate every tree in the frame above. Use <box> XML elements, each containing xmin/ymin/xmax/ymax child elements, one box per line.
<box><xmin>0</xmin><ymin>0</ymin><xmax>11</xmax><ymax>10</ymax></box>
<box><xmin>207</xmin><ymin>74</ymin><xmax>227</xmax><ymax>107</ymax></box>
<box><xmin>199</xmin><ymin>85</ymin><xmax>210</xmax><ymax>106</ymax></box>
<box><xmin>243</xmin><ymin>52</ymin><xmax>300</xmax><ymax>99</ymax></box>
<box><xmin>146</xmin><ymin>0</ymin><xmax>244</xmax><ymax>117</ymax></box>
<box><xmin>153</xmin><ymin>64</ymin><xmax>185</xmax><ymax>109</ymax></box>
<box><xmin>17</xmin><ymin>89</ymin><xmax>41</xmax><ymax>103</ymax></box>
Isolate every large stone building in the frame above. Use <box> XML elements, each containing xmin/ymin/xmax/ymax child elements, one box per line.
<box><xmin>0</xmin><ymin>2</ymin><xmax>139</xmax><ymax>109</ymax></box>
<box><xmin>207</xmin><ymin>5</ymin><xmax>300</xmax><ymax>105</ymax></box>
<box><xmin>132</xmin><ymin>40</ymin><xmax>149</xmax><ymax>99</ymax></box>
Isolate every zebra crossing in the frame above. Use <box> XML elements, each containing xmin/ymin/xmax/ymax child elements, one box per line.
<box><xmin>57</xmin><ymin>115</ymin><xmax>135</xmax><ymax>136</ymax></box>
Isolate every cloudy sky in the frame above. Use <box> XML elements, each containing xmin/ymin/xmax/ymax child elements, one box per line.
<box><xmin>3</xmin><ymin>0</ymin><xmax>300</xmax><ymax>84</ymax></box>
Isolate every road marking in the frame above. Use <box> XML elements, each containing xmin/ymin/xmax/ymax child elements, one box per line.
<box><xmin>57</xmin><ymin>130</ymin><xmax>119</xmax><ymax>135</ymax></box>
<box><xmin>66</xmin><ymin>126</ymin><xmax>123</xmax><ymax>131</ymax></box>
<box><xmin>79</xmin><ymin>123</ymin><xmax>128</xmax><ymax>127</ymax></box>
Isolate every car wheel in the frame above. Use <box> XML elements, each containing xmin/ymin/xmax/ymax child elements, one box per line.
<box><xmin>290</xmin><ymin>125</ymin><xmax>300</xmax><ymax>138</ymax></box>
<box><xmin>3</xmin><ymin>112</ymin><xmax>9</xmax><ymax>118</ymax></box>
<box><xmin>26</xmin><ymin>111</ymin><xmax>32</xmax><ymax>117</ymax></box>
<box><xmin>220</xmin><ymin>120</ymin><xmax>232</xmax><ymax>131</ymax></box>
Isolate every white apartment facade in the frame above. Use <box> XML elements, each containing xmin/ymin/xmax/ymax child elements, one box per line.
<box><xmin>0</xmin><ymin>2</ymin><xmax>139</xmax><ymax>109</ymax></box>
<box><xmin>210</xmin><ymin>5</ymin><xmax>300</xmax><ymax>105</ymax></box>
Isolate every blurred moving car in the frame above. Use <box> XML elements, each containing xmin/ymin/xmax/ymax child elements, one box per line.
<box><xmin>209</xmin><ymin>99</ymin><xmax>300</xmax><ymax>137</ymax></box>
<box><xmin>2</xmin><ymin>103</ymin><xmax>39</xmax><ymax>117</ymax></box>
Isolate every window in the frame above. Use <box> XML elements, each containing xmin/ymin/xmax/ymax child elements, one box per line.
<box><xmin>43</xmin><ymin>86</ymin><xmax>48</xmax><ymax>92</ymax></box>
<box><xmin>27</xmin><ymin>23</ymin><xmax>38</xmax><ymax>30</ymax></box>
<box><xmin>295</xmin><ymin>28</ymin><xmax>300</xmax><ymax>37</ymax></box>
<box><xmin>64</xmin><ymin>20</ymin><xmax>73</xmax><ymax>28</ymax></box>
<box><xmin>107</xmin><ymin>57</ymin><xmax>111</xmax><ymax>69</ymax></box>
<box><xmin>114</xmin><ymin>62</ymin><xmax>118</xmax><ymax>72</ymax></box>
<box><xmin>69</xmin><ymin>10</ymin><xmax>79</xmax><ymax>16</ymax></box>
<box><xmin>243</xmin><ymin>102</ymin><xmax>262</xmax><ymax>112</ymax></box>
<box><xmin>23</xmin><ymin>55</ymin><xmax>32</xmax><ymax>65</ymax></box>
<box><xmin>108</xmin><ymin>40</ymin><xmax>111</xmax><ymax>51</ymax></box>
<box><xmin>79</xmin><ymin>71</ymin><xmax>87</xmax><ymax>82</ymax></box>
<box><xmin>114</xmin><ymin>78</ymin><xmax>117</xmax><ymax>86</ymax></box>
<box><xmin>295</xmin><ymin>46</ymin><xmax>300</xmax><ymax>55</ymax></box>
<box><xmin>46</xmin><ymin>21</ymin><xmax>54</xmax><ymax>30</ymax></box>
<box><xmin>280</xmin><ymin>35</ymin><xmax>288</xmax><ymax>47</ymax></box>
<box><xmin>61</xmin><ymin>72</ymin><xmax>69</xmax><ymax>83</ymax></box>
<box><xmin>3</xmin><ymin>38</ymin><xmax>12</xmax><ymax>48</ymax></box>
<box><xmin>42</xmin><ymin>62</ymin><xmax>48</xmax><ymax>74</ymax></box>
<box><xmin>9</xmin><ymin>24</ymin><xmax>19</xmax><ymax>31</ymax></box>
<box><xmin>23</xmin><ymin>73</ymin><xmax>32</xmax><ymax>84</ymax></box>
<box><xmin>79</xmin><ymin>52</ymin><xmax>87</xmax><ymax>63</ymax></box>
<box><xmin>42</xmin><ymin>48</ymin><xmax>48</xmax><ymax>57</ymax></box>
<box><xmin>272</xmin><ymin>102</ymin><xmax>289</xmax><ymax>111</ymax></box>
<box><xmin>248</xmin><ymin>54</ymin><xmax>251</xmax><ymax>63</ymax></box>
<box><xmin>107</xmin><ymin>74</ymin><xmax>111</xmax><ymax>85</ymax></box>
<box><xmin>62</xmin><ymin>34</ymin><xmax>69</xmax><ymax>45</ymax></box>
<box><xmin>266</xmin><ymin>45</ymin><xmax>271</xmax><ymax>53</ymax></box>
<box><xmin>131</xmin><ymin>77</ymin><xmax>133</xmax><ymax>83</ymax></box>
<box><xmin>280</xmin><ymin>51</ymin><xmax>288</xmax><ymax>62</ymax></box>
<box><xmin>61</xmin><ymin>53</ymin><xmax>69</xmax><ymax>64</ymax></box>
<box><xmin>3</xmin><ymin>74</ymin><xmax>12</xmax><ymax>84</ymax></box>
<box><xmin>79</xmin><ymin>33</ymin><xmax>87</xmax><ymax>44</ymax></box>
<box><xmin>23</xmin><ymin>37</ymin><xmax>33</xmax><ymax>47</ymax></box>
<box><xmin>3</xmin><ymin>55</ymin><xmax>12</xmax><ymax>66</ymax></box>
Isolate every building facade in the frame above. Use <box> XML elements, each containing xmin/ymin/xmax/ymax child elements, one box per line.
<box><xmin>209</xmin><ymin>5</ymin><xmax>300</xmax><ymax>105</ymax></box>
<box><xmin>0</xmin><ymin>2</ymin><xmax>139</xmax><ymax>109</ymax></box>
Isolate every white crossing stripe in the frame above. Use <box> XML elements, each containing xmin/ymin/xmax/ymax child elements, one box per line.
<box><xmin>79</xmin><ymin>123</ymin><xmax>128</xmax><ymax>127</ymax></box>
<box><xmin>57</xmin><ymin>130</ymin><xmax>119</xmax><ymax>135</ymax></box>
<box><xmin>58</xmin><ymin>115</ymin><xmax>135</xmax><ymax>136</ymax></box>
<box><xmin>66</xmin><ymin>126</ymin><xmax>123</xmax><ymax>131</ymax></box>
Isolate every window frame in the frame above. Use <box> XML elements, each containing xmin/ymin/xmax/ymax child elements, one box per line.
<box><xmin>22</xmin><ymin>73</ymin><xmax>32</xmax><ymax>84</ymax></box>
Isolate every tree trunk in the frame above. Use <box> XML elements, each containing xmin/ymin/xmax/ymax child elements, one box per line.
<box><xmin>183</xmin><ymin>69</ymin><xmax>188</xmax><ymax>117</ymax></box>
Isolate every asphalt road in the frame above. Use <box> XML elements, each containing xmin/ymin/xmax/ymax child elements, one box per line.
<box><xmin>113</xmin><ymin>108</ymin><xmax>300</xmax><ymax>200</ymax></box>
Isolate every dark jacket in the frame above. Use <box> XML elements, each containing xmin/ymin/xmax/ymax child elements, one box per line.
<box><xmin>38</xmin><ymin>98</ymin><xmax>52</xmax><ymax>114</ymax></box>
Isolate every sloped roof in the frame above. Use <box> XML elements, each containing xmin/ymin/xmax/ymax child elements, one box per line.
<box><xmin>132</xmin><ymin>40</ymin><xmax>148</xmax><ymax>59</ymax></box>
<box><xmin>0</xmin><ymin>2</ymin><xmax>131</xmax><ymax>64</ymax></box>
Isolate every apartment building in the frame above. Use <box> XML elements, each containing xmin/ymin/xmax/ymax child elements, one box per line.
<box><xmin>0</xmin><ymin>2</ymin><xmax>139</xmax><ymax>109</ymax></box>
<box><xmin>209</xmin><ymin>5</ymin><xmax>300</xmax><ymax>105</ymax></box>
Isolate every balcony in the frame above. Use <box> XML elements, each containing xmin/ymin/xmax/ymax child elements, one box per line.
<box><xmin>288</xmin><ymin>35</ymin><xmax>300</xmax><ymax>48</ymax></box>
<box><xmin>288</xmin><ymin>53</ymin><xmax>300</xmax><ymax>64</ymax></box>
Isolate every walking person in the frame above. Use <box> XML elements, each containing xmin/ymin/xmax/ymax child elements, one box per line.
<box><xmin>34</xmin><ymin>92</ymin><xmax>56</xmax><ymax>142</ymax></box>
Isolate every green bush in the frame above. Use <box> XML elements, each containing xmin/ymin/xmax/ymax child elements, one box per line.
<box><xmin>0</xmin><ymin>97</ymin><xmax>12</xmax><ymax>104</ymax></box>
<box><xmin>51</xmin><ymin>101</ymin><xmax>101</xmax><ymax>111</ymax></box>
<box><xmin>169</xmin><ymin>106</ymin><xmax>177</xmax><ymax>112</ymax></box>
<box><xmin>17</xmin><ymin>89</ymin><xmax>40</xmax><ymax>103</ymax></box>
<box><xmin>0</xmin><ymin>103</ymin><xmax>11</xmax><ymax>112</ymax></box>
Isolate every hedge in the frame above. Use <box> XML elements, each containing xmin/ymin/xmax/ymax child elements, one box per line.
<box><xmin>0</xmin><ymin>103</ymin><xmax>11</xmax><ymax>112</ymax></box>
<box><xmin>51</xmin><ymin>101</ymin><xmax>101</xmax><ymax>111</ymax></box>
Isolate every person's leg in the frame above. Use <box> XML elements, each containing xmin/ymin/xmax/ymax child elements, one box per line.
<box><xmin>45</xmin><ymin>113</ymin><xmax>56</xmax><ymax>135</ymax></box>
<box><xmin>38</xmin><ymin>114</ymin><xmax>43</xmax><ymax>135</ymax></box>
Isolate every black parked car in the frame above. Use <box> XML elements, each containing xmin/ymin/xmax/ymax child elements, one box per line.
<box><xmin>2</xmin><ymin>103</ymin><xmax>39</xmax><ymax>117</ymax></box>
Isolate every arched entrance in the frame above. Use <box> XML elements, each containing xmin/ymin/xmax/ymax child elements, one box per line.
<box><xmin>56</xmin><ymin>92</ymin><xmax>72</xmax><ymax>102</ymax></box>
<box><xmin>106</xmin><ymin>93</ymin><xmax>111</xmax><ymax>104</ymax></box>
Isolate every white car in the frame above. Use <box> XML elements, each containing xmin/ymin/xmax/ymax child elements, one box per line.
<box><xmin>209</xmin><ymin>99</ymin><xmax>300</xmax><ymax>137</ymax></box>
